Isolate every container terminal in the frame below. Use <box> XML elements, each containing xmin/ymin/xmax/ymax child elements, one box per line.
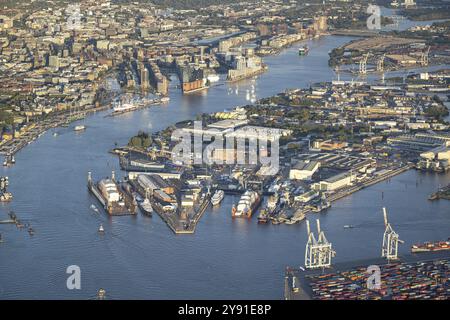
<box><xmin>285</xmin><ymin>252</ymin><xmax>450</xmax><ymax>300</ymax></box>
<box><xmin>284</xmin><ymin>208</ymin><xmax>449</xmax><ymax>300</ymax></box>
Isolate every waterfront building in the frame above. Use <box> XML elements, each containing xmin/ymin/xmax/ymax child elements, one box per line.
<box><xmin>312</xmin><ymin>171</ymin><xmax>354</xmax><ymax>192</ymax></box>
<box><xmin>289</xmin><ymin>160</ymin><xmax>320</xmax><ymax>181</ymax></box>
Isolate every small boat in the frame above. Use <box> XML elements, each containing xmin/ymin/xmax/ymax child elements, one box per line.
<box><xmin>298</xmin><ymin>45</ymin><xmax>309</xmax><ymax>56</ymax></box>
<box><xmin>161</xmin><ymin>97</ymin><xmax>170</xmax><ymax>103</ymax></box>
<box><xmin>74</xmin><ymin>125</ymin><xmax>86</xmax><ymax>131</ymax></box>
<box><xmin>28</xmin><ymin>227</ymin><xmax>35</xmax><ymax>236</ymax></box>
<box><xmin>97</xmin><ymin>288</ymin><xmax>106</xmax><ymax>300</ymax></box>
<box><xmin>257</xmin><ymin>209</ymin><xmax>269</xmax><ymax>224</ymax></box>
<box><xmin>139</xmin><ymin>198</ymin><xmax>153</xmax><ymax>216</ymax></box>
<box><xmin>90</xmin><ymin>204</ymin><xmax>99</xmax><ymax>213</ymax></box>
<box><xmin>344</xmin><ymin>225</ymin><xmax>354</xmax><ymax>229</ymax></box>
<box><xmin>53</xmin><ymin>132</ymin><xmax>58</xmax><ymax>137</ymax></box>
<box><xmin>211</xmin><ymin>190</ymin><xmax>225</xmax><ymax>206</ymax></box>
<box><xmin>98</xmin><ymin>224</ymin><xmax>105</xmax><ymax>233</ymax></box>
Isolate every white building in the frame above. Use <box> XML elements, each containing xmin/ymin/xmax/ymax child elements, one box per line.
<box><xmin>289</xmin><ymin>160</ymin><xmax>320</xmax><ymax>180</ymax></box>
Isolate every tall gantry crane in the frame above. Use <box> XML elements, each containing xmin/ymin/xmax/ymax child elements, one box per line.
<box><xmin>377</xmin><ymin>54</ymin><xmax>385</xmax><ymax>73</ymax></box>
<box><xmin>420</xmin><ymin>46</ymin><xmax>430</xmax><ymax>67</ymax></box>
<box><xmin>359</xmin><ymin>52</ymin><xmax>370</xmax><ymax>75</ymax></box>
<box><xmin>305</xmin><ymin>219</ymin><xmax>335</xmax><ymax>269</ymax></box>
<box><xmin>381</xmin><ymin>207</ymin><xmax>404</xmax><ymax>261</ymax></box>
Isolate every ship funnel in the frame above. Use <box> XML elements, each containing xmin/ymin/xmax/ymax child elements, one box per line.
<box><xmin>383</xmin><ymin>207</ymin><xmax>388</xmax><ymax>227</ymax></box>
<box><xmin>316</xmin><ymin>219</ymin><xmax>321</xmax><ymax>235</ymax></box>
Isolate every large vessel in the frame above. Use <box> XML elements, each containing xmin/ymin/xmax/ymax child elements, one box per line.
<box><xmin>88</xmin><ymin>171</ymin><xmax>136</xmax><ymax>216</ymax></box>
<box><xmin>298</xmin><ymin>45</ymin><xmax>309</xmax><ymax>56</ymax></box>
<box><xmin>211</xmin><ymin>190</ymin><xmax>225</xmax><ymax>206</ymax></box>
<box><xmin>232</xmin><ymin>191</ymin><xmax>261</xmax><ymax>218</ymax></box>
<box><xmin>112</xmin><ymin>102</ymin><xmax>136</xmax><ymax>115</ymax></box>
<box><xmin>139</xmin><ymin>198</ymin><xmax>153</xmax><ymax>216</ymax></box>
<box><xmin>411</xmin><ymin>239</ymin><xmax>450</xmax><ymax>253</ymax></box>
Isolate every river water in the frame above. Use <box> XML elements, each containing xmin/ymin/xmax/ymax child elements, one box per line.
<box><xmin>0</xmin><ymin>25</ymin><xmax>449</xmax><ymax>299</ymax></box>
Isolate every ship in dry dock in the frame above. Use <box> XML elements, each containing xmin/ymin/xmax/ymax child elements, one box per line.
<box><xmin>232</xmin><ymin>190</ymin><xmax>261</xmax><ymax>218</ymax></box>
<box><xmin>87</xmin><ymin>171</ymin><xmax>136</xmax><ymax>215</ymax></box>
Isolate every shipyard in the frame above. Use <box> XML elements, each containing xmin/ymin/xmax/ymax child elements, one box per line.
<box><xmin>0</xmin><ymin>0</ymin><xmax>449</xmax><ymax>301</ymax></box>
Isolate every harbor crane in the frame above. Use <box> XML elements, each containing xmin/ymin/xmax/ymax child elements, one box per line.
<box><xmin>376</xmin><ymin>54</ymin><xmax>385</xmax><ymax>73</ymax></box>
<box><xmin>420</xmin><ymin>46</ymin><xmax>430</xmax><ymax>67</ymax></box>
<box><xmin>359</xmin><ymin>53</ymin><xmax>370</xmax><ymax>75</ymax></box>
<box><xmin>305</xmin><ymin>219</ymin><xmax>335</xmax><ymax>269</ymax></box>
<box><xmin>381</xmin><ymin>207</ymin><xmax>404</xmax><ymax>261</ymax></box>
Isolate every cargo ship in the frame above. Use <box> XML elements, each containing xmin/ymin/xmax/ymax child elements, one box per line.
<box><xmin>411</xmin><ymin>239</ymin><xmax>450</xmax><ymax>253</ymax></box>
<box><xmin>232</xmin><ymin>190</ymin><xmax>261</xmax><ymax>218</ymax></box>
<box><xmin>298</xmin><ymin>45</ymin><xmax>309</xmax><ymax>56</ymax></box>
<box><xmin>211</xmin><ymin>190</ymin><xmax>225</xmax><ymax>206</ymax></box>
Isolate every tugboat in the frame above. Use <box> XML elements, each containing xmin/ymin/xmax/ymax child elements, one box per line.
<box><xmin>96</xmin><ymin>288</ymin><xmax>107</xmax><ymax>300</ymax></box>
<box><xmin>298</xmin><ymin>45</ymin><xmax>309</xmax><ymax>56</ymax></box>
<box><xmin>139</xmin><ymin>198</ymin><xmax>153</xmax><ymax>216</ymax></box>
<box><xmin>257</xmin><ymin>208</ymin><xmax>269</xmax><ymax>224</ymax></box>
<box><xmin>211</xmin><ymin>190</ymin><xmax>225</xmax><ymax>206</ymax></box>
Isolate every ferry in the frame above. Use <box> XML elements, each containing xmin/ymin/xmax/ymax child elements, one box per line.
<box><xmin>411</xmin><ymin>239</ymin><xmax>450</xmax><ymax>253</ymax></box>
<box><xmin>232</xmin><ymin>191</ymin><xmax>261</xmax><ymax>218</ymax></box>
<box><xmin>211</xmin><ymin>190</ymin><xmax>225</xmax><ymax>206</ymax></box>
<box><xmin>74</xmin><ymin>125</ymin><xmax>86</xmax><ymax>131</ymax></box>
<box><xmin>139</xmin><ymin>198</ymin><xmax>153</xmax><ymax>216</ymax></box>
<box><xmin>298</xmin><ymin>45</ymin><xmax>309</xmax><ymax>56</ymax></box>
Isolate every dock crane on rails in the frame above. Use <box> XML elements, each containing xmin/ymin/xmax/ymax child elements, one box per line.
<box><xmin>420</xmin><ymin>46</ymin><xmax>430</xmax><ymax>67</ymax></box>
<box><xmin>381</xmin><ymin>207</ymin><xmax>404</xmax><ymax>261</ymax></box>
<box><xmin>305</xmin><ymin>219</ymin><xmax>336</xmax><ymax>269</ymax></box>
<box><xmin>377</xmin><ymin>54</ymin><xmax>385</xmax><ymax>73</ymax></box>
<box><xmin>359</xmin><ymin>52</ymin><xmax>370</xmax><ymax>75</ymax></box>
